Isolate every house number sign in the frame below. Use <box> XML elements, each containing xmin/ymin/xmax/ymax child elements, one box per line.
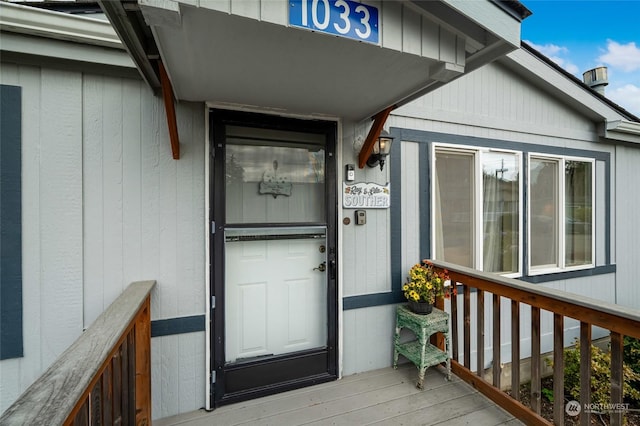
<box><xmin>289</xmin><ymin>0</ymin><xmax>379</xmax><ymax>45</ymax></box>
<box><xmin>343</xmin><ymin>182</ymin><xmax>390</xmax><ymax>209</ymax></box>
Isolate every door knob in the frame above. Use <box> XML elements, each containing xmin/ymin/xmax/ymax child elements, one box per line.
<box><xmin>313</xmin><ymin>261</ymin><xmax>326</xmax><ymax>272</ymax></box>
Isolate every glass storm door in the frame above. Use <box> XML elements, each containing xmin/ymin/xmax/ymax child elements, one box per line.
<box><xmin>210</xmin><ymin>110</ymin><xmax>338</xmax><ymax>407</ymax></box>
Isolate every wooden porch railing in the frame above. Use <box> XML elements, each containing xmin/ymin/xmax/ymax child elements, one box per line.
<box><xmin>0</xmin><ymin>280</ymin><xmax>156</xmax><ymax>426</ymax></box>
<box><xmin>430</xmin><ymin>260</ymin><xmax>640</xmax><ymax>426</ymax></box>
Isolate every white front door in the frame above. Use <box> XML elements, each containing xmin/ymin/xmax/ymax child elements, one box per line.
<box><xmin>225</xmin><ymin>228</ymin><xmax>327</xmax><ymax>362</ymax></box>
<box><xmin>210</xmin><ymin>110</ymin><xmax>338</xmax><ymax>406</ymax></box>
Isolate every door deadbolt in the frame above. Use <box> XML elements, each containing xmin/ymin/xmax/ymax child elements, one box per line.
<box><xmin>313</xmin><ymin>261</ymin><xmax>326</xmax><ymax>272</ymax></box>
<box><xmin>319</xmin><ymin>245</ymin><xmax>326</xmax><ymax>253</ymax></box>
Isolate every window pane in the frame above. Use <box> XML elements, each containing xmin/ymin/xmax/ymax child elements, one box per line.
<box><xmin>434</xmin><ymin>151</ymin><xmax>474</xmax><ymax>268</ymax></box>
<box><xmin>565</xmin><ymin>161</ymin><xmax>592</xmax><ymax>266</ymax></box>
<box><xmin>530</xmin><ymin>159</ymin><xmax>559</xmax><ymax>269</ymax></box>
<box><xmin>483</xmin><ymin>153</ymin><xmax>519</xmax><ymax>273</ymax></box>
<box><xmin>225</xmin><ymin>126</ymin><xmax>325</xmax><ymax>224</ymax></box>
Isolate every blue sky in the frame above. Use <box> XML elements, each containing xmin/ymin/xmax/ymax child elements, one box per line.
<box><xmin>521</xmin><ymin>0</ymin><xmax>640</xmax><ymax>117</ymax></box>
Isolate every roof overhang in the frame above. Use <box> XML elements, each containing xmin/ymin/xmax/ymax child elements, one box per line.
<box><xmin>101</xmin><ymin>0</ymin><xmax>529</xmax><ymax>121</ymax></box>
<box><xmin>606</xmin><ymin>120</ymin><xmax>640</xmax><ymax>144</ymax></box>
<box><xmin>500</xmin><ymin>45</ymin><xmax>640</xmax><ymax>144</ymax></box>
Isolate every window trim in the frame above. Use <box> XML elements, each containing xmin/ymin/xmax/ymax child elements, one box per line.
<box><xmin>527</xmin><ymin>153</ymin><xmax>596</xmax><ymax>275</ymax></box>
<box><xmin>431</xmin><ymin>143</ymin><xmax>523</xmax><ymax>277</ymax></box>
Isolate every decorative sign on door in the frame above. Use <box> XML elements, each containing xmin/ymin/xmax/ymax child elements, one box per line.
<box><xmin>343</xmin><ymin>182</ymin><xmax>390</xmax><ymax>208</ymax></box>
<box><xmin>260</xmin><ymin>160</ymin><xmax>292</xmax><ymax>198</ymax></box>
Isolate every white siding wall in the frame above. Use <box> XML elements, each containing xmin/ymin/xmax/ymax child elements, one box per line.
<box><xmin>614</xmin><ymin>145</ymin><xmax>640</xmax><ymax>310</ymax></box>
<box><xmin>0</xmin><ymin>63</ymin><xmax>85</xmax><ymax>412</ymax></box>
<box><xmin>340</xmin><ymin>121</ymin><xmax>393</xmax><ymax>297</ymax></box>
<box><xmin>343</xmin><ymin>305</ymin><xmax>397</xmax><ymax>375</ymax></box>
<box><xmin>0</xmin><ymin>62</ymin><xmax>206</xmax><ymax>419</ymax></box>
<box><xmin>397</xmin><ymin>62</ymin><xmax>601</xmax><ymax>144</ymax></box>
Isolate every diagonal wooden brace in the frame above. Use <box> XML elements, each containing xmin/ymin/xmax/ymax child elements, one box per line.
<box><xmin>158</xmin><ymin>60</ymin><xmax>180</xmax><ymax>160</ymax></box>
<box><xmin>358</xmin><ymin>105</ymin><xmax>396</xmax><ymax>168</ymax></box>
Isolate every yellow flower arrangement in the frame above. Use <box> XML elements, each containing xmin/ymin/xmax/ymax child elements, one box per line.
<box><xmin>403</xmin><ymin>260</ymin><xmax>453</xmax><ymax>305</ymax></box>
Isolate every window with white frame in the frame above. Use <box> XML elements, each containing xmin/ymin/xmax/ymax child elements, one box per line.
<box><xmin>433</xmin><ymin>145</ymin><xmax>522</xmax><ymax>276</ymax></box>
<box><xmin>528</xmin><ymin>155</ymin><xmax>594</xmax><ymax>273</ymax></box>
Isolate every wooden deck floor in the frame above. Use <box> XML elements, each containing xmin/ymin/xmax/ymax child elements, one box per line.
<box><xmin>155</xmin><ymin>364</ymin><xmax>523</xmax><ymax>426</ymax></box>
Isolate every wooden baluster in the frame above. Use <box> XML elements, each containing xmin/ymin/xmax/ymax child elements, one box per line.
<box><xmin>451</xmin><ymin>284</ymin><xmax>459</xmax><ymax>362</ymax></box>
<box><xmin>477</xmin><ymin>289</ymin><xmax>485</xmax><ymax>378</ymax></box>
<box><xmin>610</xmin><ymin>332</ymin><xmax>623</xmax><ymax>426</ymax></box>
<box><xmin>493</xmin><ymin>293</ymin><xmax>501</xmax><ymax>388</ymax></box>
<box><xmin>464</xmin><ymin>285</ymin><xmax>471</xmax><ymax>369</ymax></box>
<box><xmin>113</xmin><ymin>347</ymin><xmax>123</xmax><ymax>425</ymax></box>
<box><xmin>102</xmin><ymin>363</ymin><xmax>113</xmax><ymax>426</ymax></box>
<box><xmin>127</xmin><ymin>332</ymin><xmax>136</xmax><ymax>426</ymax></box>
<box><xmin>511</xmin><ymin>301</ymin><xmax>520</xmax><ymax>401</ymax></box>
<box><xmin>121</xmin><ymin>338</ymin><xmax>130</xmax><ymax>426</ymax></box>
<box><xmin>90</xmin><ymin>378</ymin><xmax>103</xmax><ymax>425</ymax></box>
<box><xmin>135</xmin><ymin>299</ymin><xmax>152</xmax><ymax>426</ymax></box>
<box><xmin>553</xmin><ymin>314</ymin><xmax>565</xmax><ymax>426</ymax></box>
<box><xmin>579</xmin><ymin>322</ymin><xmax>591</xmax><ymax>426</ymax></box>
<box><xmin>73</xmin><ymin>400</ymin><xmax>89</xmax><ymax>426</ymax></box>
<box><xmin>531</xmin><ymin>307</ymin><xmax>541</xmax><ymax>415</ymax></box>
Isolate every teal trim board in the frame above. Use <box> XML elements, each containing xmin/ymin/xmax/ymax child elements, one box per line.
<box><xmin>1</xmin><ymin>85</ymin><xmax>23</xmax><ymax>360</ymax></box>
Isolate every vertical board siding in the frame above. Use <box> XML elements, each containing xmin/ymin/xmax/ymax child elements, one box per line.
<box><xmin>341</xmin><ymin>121</ymin><xmax>392</xmax><ymax>297</ymax></box>
<box><xmin>397</xmin><ymin>62</ymin><xmax>598</xmax><ymax>142</ymax></box>
<box><xmin>83</xmin><ymin>75</ymin><xmax>105</xmax><ymax>326</ymax></box>
<box><xmin>342</xmin><ymin>305</ymin><xmax>396</xmax><ymax>376</ymax></box>
<box><xmin>101</xmin><ymin>77</ymin><xmax>126</xmax><ymax>311</ymax></box>
<box><xmin>615</xmin><ymin>145</ymin><xmax>640</xmax><ymax>310</ymax></box>
<box><xmin>0</xmin><ymin>61</ymin><xmax>206</xmax><ymax>419</ymax></box>
<box><xmin>182</xmin><ymin>0</ymin><xmax>458</xmax><ymax>61</ymax></box>
<box><xmin>39</xmin><ymin>68</ymin><xmax>84</xmax><ymax>365</ymax></box>
<box><xmin>81</xmin><ymin>81</ymin><xmax>206</xmax><ymax>418</ymax></box>
<box><xmin>14</xmin><ymin>64</ymin><xmax>44</xmax><ymax>402</ymax></box>
<box><xmin>400</xmin><ymin>141</ymin><xmax>421</xmax><ymax>271</ymax></box>
<box><xmin>151</xmin><ymin>333</ymin><xmax>206</xmax><ymax>419</ymax></box>
<box><xmin>121</xmin><ymin>78</ymin><xmax>144</xmax><ymax>299</ymax></box>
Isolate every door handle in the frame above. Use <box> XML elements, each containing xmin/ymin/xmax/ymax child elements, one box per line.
<box><xmin>313</xmin><ymin>261</ymin><xmax>326</xmax><ymax>272</ymax></box>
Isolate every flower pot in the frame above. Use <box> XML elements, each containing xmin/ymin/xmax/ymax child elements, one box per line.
<box><xmin>408</xmin><ymin>300</ymin><xmax>433</xmax><ymax>315</ymax></box>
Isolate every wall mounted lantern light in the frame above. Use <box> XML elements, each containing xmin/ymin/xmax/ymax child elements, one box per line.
<box><xmin>366</xmin><ymin>130</ymin><xmax>394</xmax><ymax>171</ymax></box>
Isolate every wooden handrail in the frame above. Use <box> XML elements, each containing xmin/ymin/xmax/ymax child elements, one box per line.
<box><xmin>430</xmin><ymin>260</ymin><xmax>640</xmax><ymax>426</ymax></box>
<box><xmin>0</xmin><ymin>280</ymin><xmax>156</xmax><ymax>425</ymax></box>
